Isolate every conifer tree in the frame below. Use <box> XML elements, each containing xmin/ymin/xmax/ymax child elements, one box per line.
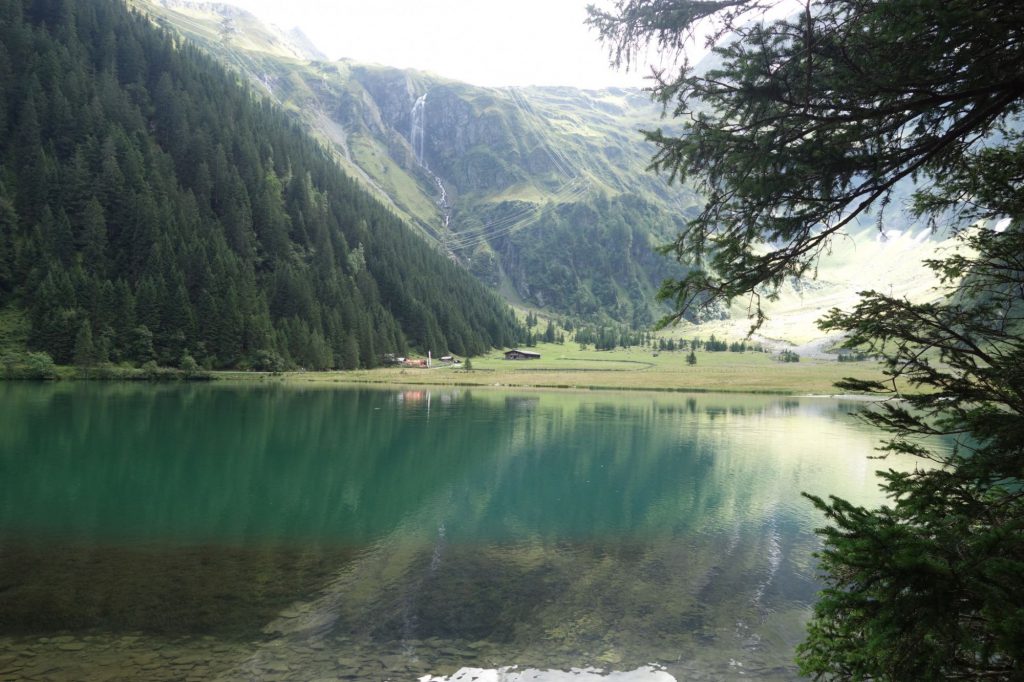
<box><xmin>592</xmin><ymin>1</ymin><xmax>1024</xmax><ymax>678</ymax></box>
<box><xmin>78</xmin><ymin>197</ymin><xmax>108</xmax><ymax>272</ymax></box>
<box><xmin>0</xmin><ymin>183</ymin><xmax>16</xmax><ymax>300</ymax></box>
<box><xmin>543</xmin><ymin>320</ymin><xmax>556</xmax><ymax>343</ymax></box>
<box><xmin>73</xmin><ymin>319</ymin><xmax>97</xmax><ymax>367</ymax></box>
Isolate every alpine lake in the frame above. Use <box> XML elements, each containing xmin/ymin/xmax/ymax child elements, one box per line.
<box><xmin>0</xmin><ymin>382</ymin><xmax>927</xmax><ymax>681</ymax></box>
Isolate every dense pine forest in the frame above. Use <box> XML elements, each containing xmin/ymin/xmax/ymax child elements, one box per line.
<box><xmin>0</xmin><ymin>0</ymin><xmax>523</xmax><ymax>371</ymax></box>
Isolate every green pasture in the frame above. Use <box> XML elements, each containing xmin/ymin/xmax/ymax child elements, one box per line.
<box><xmin>281</xmin><ymin>342</ymin><xmax>904</xmax><ymax>395</ymax></box>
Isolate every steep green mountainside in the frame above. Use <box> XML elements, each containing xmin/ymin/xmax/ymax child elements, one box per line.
<box><xmin>0</xmin><ymin>0</ymin><xmax>523</xmax><ymax>370</ymax></box>
<box><xmin>134</xmin><ymin>0</ymin><xmax>699</xmax><ymax>328</ymax></box>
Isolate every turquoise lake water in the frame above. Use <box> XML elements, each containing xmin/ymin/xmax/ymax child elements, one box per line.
<box><xmin>0</xmin><ymin>383</ymin><xmax>920</xmax><ymax>680</ymax></box>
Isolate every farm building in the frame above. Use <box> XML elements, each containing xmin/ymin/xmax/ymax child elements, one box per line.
<box><xmin>504</xmin><ymin>349</ymin><xmax>541</xmax><ymax>360</ymax></box>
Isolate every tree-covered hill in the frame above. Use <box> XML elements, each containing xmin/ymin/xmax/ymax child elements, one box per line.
<box><xmin>132</xmin><ymin>0</ymin><xmax>701</xmax><ymax>328</ymax></box>
<box><xmin>0</xmin><ymin>0</ymin><xmax>523</xmax><ymax>370</ymax></box>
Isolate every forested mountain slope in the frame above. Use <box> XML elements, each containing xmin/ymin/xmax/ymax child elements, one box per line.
<box><xmin>0</xmin><ymin>0</ymin><xmax>523</xmax><ymax>370</ymax></box>
<box><xmin>134</xmin><ymin>0</ymin><xmax>699</xmax><ymax>328</ymax></box>
<box><xmin>135</xmin><ymin>2</ymin><xmax>950</xmax><ymax>336</ymax></box>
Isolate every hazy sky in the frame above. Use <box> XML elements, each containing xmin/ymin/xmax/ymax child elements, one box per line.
<box><xmin>214</xmin><ymin>0</ymin><xmax>664</xmax><ymax>88</ymax></box>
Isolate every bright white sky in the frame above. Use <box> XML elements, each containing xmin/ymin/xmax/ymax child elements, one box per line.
<box><xmin>215</xmin><ymin>0</ymin><xmax>661</xmax><ymax>88</ymax></box>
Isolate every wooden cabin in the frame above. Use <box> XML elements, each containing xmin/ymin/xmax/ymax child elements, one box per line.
<box><xmin>504</xmin><ymin>349</ymin><xmax>541</xmax><ymax>360</ymax></box>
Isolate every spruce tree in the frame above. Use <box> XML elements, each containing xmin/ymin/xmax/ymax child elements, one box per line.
<box><xmin>72</xmin><ymin>319</ymin><xmax>97</xmax><ymax>367</ymax></box>
<box><xmin>0</xmin><ymin>183</ymin><xmax>16</xmax><ymax>300</ymax></box>
<box><xmin>591</xmin><ymin>1</ymin><xmax>1024</xmax><ymax>678</ymax></box>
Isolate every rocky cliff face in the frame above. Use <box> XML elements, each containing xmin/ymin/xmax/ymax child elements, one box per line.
<box><xmin>346</xmin><ymin>70</ymin><xmax>537</xmax><ymax>192</ymax></box>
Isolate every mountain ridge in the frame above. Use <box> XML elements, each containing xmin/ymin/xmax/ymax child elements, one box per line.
<box><xmin>133</xmin><ymin>0</ymin><xmax>701</xmax><ymax>328</ymax></box>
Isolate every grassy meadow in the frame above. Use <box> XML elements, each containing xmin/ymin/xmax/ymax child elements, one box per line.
<box><xmin>251</xmin><ymin>342</ymin><xmax>904</xmax><ymax>395</ymax></box>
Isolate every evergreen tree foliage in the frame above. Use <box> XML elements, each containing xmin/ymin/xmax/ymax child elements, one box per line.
<box><xmin>592</xmin><ymin>1</ymin><xmax>1024</xmax><ymax>678</ymax></box>
<box><xmin>704</xmin><ymin>334</ymin><xmax>727</xmax><ymax>352</ymax></box>
<box><xmin>73</xmin><ymin>318</ymin><xmax>98</xmax><ymax>367</ymax></box>
<box><xmin>493</xmin><ymin>195</ymin><xmax>684</xmax><ymax>327</ymax></box>
<box><xmin>0</xmin><ymin>0</ymin><xmax>522</xmax><ymax>370</ymax></box>
<box><xmin>543</xmin><ymin>320</ymin><xmax>556</xmax><ymax>343</ymax></box>
<box><xmin>590</xmin><ymin>0</ymin><xmax>1023</xmax><ymax>328</ymax></box>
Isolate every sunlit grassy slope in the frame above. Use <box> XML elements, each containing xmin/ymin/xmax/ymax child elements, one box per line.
<box><xmin>663</xmin><ymin>224</ymin><xmax>960</xmax><ymax>350</ymax></box>
<box><xmin>141</xmin><ymin>1</ymin><xmax>317</xmax><ymax>61</ymax></box>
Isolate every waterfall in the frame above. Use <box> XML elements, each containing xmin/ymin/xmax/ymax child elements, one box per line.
<box><xmin>410</xmin><ymin>92</ymin><xmax>453</xmax><ymax>237</ymax></box>
<box><xmin>410</xmin><ymin>93</ymin><xmax>428</xmax><ymax>168</ymax></box>
<box><xmin>435</xmin><ymin>177</ymin><xmax>450</xmax><ymax>229</ymax></box>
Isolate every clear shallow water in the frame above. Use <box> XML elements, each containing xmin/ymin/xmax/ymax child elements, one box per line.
<box><xmin>0</xmin><ymin>383</ymin><xmax>918</xmax><ymax>680</ymax></box>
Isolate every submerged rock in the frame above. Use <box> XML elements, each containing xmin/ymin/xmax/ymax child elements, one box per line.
<box><xmin>419</xmin><ymin>665</ymin><xmax>676</xmax><ymax>681</ymax></box>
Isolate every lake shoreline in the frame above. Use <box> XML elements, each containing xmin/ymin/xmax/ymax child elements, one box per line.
<box><xmin>0</xmin><ymin>365</ymin><xmax>900</xmax><ymax>398</ymax></box>
<box><xmin>3</xmin><ymin>342</ymin><xmax>910</xmax><ymax>396</ymax></box>
<box><xmin>209</xmin><ymin>368</ymin><xmax>896</xmax><ymax>400</ymax></box>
